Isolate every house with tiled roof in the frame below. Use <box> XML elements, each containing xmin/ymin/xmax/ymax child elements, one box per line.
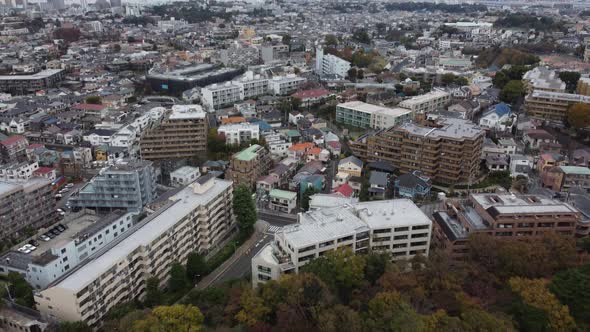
<box><xmin>291</xmin><ymin>88</ymin><xmax>330</xmax><ymax>107</ymax></box>
<box><xmin>288</xmin><ymin>142</ymin><xmax>315</xmax><ymax>159</ymax></box>
<box><xmin>478</xmin><ymin>103</ymin><xmax>513</xmax><ymax>131</ymax></box>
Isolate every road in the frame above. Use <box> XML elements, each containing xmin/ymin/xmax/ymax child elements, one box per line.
<box><xmin>258</xmin><ymin>209</ymin><xmax>297</xmax><ymax>225</ymax></box>
<box><xmin>56</xmin><ymin>182</ymin><xmax>85</xmax><ymax>209</ymax></box>
<box><xmin>212</xmin><ymin>233</ymin><xmax>273</xmax><ymax>284</ymax></box>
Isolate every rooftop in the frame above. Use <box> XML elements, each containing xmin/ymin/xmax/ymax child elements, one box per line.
<box><xmin>270</xmin><ymin>189</ymin><xmax>297</xmax><ymax>200</ymax></box>
<box><xmin>529</xmin><ymin>90</ymin><xmax>590</xmax><ymax>103</ymax></box>
<box><xmin>235</xmin><ymin>144</ymin><xmax>264</xmax><ymax>161</ymax></box>
<box><xmin>337</xmin><ymin>101</ymin><xmax>413</xmax><ymax>117</ymax></box>
<box><xmin>396</xmin><ymin>117</ymin><xmax>483</xmax><ymax>140</ymax></box>
<box><xmin>169</xmin><ymin>104</ymin><xmax>206</xmax><ymax>120</ymax></box>
<box><xmin>559</xmin><ymin>166</ymin><xmax>590</xmax><ymax>175</ymax></box>
<box><xmin>0</xmin><ymin>69</ymin><xmax>63</xmax><ymax>81</ymax></box>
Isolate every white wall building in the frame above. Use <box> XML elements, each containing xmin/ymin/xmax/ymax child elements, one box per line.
<box><xmin>235</xmin><ymin>72</ymin><xmax>269</xmax><ymax>100</ymax></box>
<box><xmin>170</xmin><ymin>166</ymin><xmax>201</xmax><ymax>187</ymax></box>
<box><xmin>269</xmin><ymin>75</ymin><xmax>307</xmax><ymax>96</ymax></box>
<box><xmin>398</xmin><ymin>90</ymin><xmax>451</xmax><ymax>114</ymax></box>
<box><xmin>218</xmin><ymin>122</ymin><xmax>260</xmax><ymax>145</ymax></box>
<box><xmin>251</xmin><ymin>199</ymin><xmax>432</xmax><ymax>287</ymax></box>
<box><xmin>201</xmin><ymin>82</ymin><xmax>242</xmax><ymax>110</ymax></box>
<box><xmin>315</xmin><ymin>46</ymin><xmax>351</xmax><ymax>79</ymax></box>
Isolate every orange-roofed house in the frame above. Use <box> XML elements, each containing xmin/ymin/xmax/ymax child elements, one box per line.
<box><xmin>221</xmin><ymin>116</ymin><xmax>246</xmax><ymax>125</ymax></box>
<box><xmin>305</xmin><ymin>147</ymin><xmax>330</xmax><ymax>163</ymax></box>
<box><xmin>291</xmin><ymin>88</ymin><xmax>330</xmax><ymax>107</ymax></box>
<box><xmin>288</xmin><ymin>142</ymin><xmax>315</xmax><ymax>159</ymax></box>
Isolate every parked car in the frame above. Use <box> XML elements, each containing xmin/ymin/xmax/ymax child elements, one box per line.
<box><xmin>28</xmin><ymin>239</ymin><xmax>39</xmax><ymax>246</ymax></box>
<box><xmin>45</xmin><ymin>232</ymin><xmax>55</xmax><ymax>239</ymax></box>
<box><xmin>39</xmin><ymin>234</ymin><xmax>51</xmax><ymax>241</ymax></box>
<box><xmin>56</xmin><ymin>225</ymin><xmax>65</xmax><ymax>232</ymax></box>
<box><xmin>54</xmin><ymin>194</ymin><xmax>62</xmax><ymax>199</ymax></box>
<box><xmin>58</xmin><ymin>223</ymin><xmax>68</xmax><ymax>230</ymax></box>
<box><xmin>65</xmin><ymin>183</ymin><xmax>74</xmax><ymax>188</ymax></box>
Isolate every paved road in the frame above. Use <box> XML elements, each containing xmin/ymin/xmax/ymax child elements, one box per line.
<box><xmin>213</xmin><ymin>233</ymin><xmax>273</xmax><ymax>284</ymax></box>
<box><xmin>258</xmin><ymin>209</ymin><xmax>297</xmax><ymax>225</ymax></box>
<box><xmin>56</xmin><ymin>182</ymin><xmax>85</xmax><ymax>209</ymax></box>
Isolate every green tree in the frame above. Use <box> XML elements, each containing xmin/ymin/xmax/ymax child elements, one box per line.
<box><xmin>550</xmin><ymin>264</ymin><xmax>590</xmax><ymax>326</ymax></box>
<box><xmin>318</xmin><ymin>304</ymin><xmax>362</xmax><ymax>332</ymax></box>
<box><xmin>347</xmin><ymin>67</ymin><xmax>358</xmax><ymax>81</ymax></box>
<box><xmin>567</xmin><ymin>103</ymin><xmax>590</xmax><ymax>129</ymax></box>
<box><xmin>365</xmin><ymin>291</ymin><xmax>427</xmax><ymax>331</ymax></box>
<box><xmin>168</xmin><ymin>262</ymin><xmax>188</xmax><ymax>293</ymax></box>
<box><xmin>499</xmin><ymin>80</ymin><xmax>524</xmax><ymax>104</ymax></box>
<box><xmin>235</xmin><ymin>287</ymin><xmax>271</xmax><ymax>327</ymax></box>
<box><xmin>325</xmin><ymin>34</ymin><xmax>338</xmax><ymax>47</ymax></box>
<box><xmin>186</xmin><ymin>252</ymin><xmax>208</xmax><ymax>282</ymax></box>
<box><xmin>85</xmin><ymin>95</ymin><xmax>102</xmax><ymax>104</ymax></box>
<box><xmin>301</xmin><ymin>186</ymin><xmax>317</xmax><ymax>211</ymax></box>
<box><xmin>132</xmin><ymin>304</ymin><xmax>204</xmax><ymax>332</ymax></box>
<box><xmin>352</xmin><ymin>28</ymin><xmax>371</xmax><ymax>44</ymax></box>
<box><xmin>144</xmin><ymin>277</ymin><xmax>163</xmax><ymax>307</ymax></box>
<box><xmin>233</xmin><ymin>184</ymin><xmax>257</xmax><ymax>236</ymax></box>
<box><xmin>441</xmin><ymin>73</ymin><xmax>458</xmax><ymax>86</ymax></box>
<box><xmin>559</xmin><ymin>71</ymin><xmax>581</xmax><ymax>93</ymax></box>
<box><xmin>58</xmin><ymin>321</ymin><xmax>92</xmax><ymax>332</ymax></box>
<box><xmin>7</xmin><ymin>272</ymin><xmax>34</xmax><ymax>308</ymax></box>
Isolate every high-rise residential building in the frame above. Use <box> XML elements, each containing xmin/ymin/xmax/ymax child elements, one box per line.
<box><xmin>252</xmin><ymin>199</ymin><xmax>432</xmax><ymax>287</ymax></box>
<box><xmin>336</xmin><ymin>101</ymin><xmax>414</xmax><ymax>129</ymax></box>
<box><xmin>0</xmin><ymin>177</ymin><xmax>56</xmax><ymax>240</ymax></box>
<box><xmin>433</xmin><ymin>193</ymin><xmax>583</xmax><ymax>260</ymax></box>
<box><xmin>524</xmin><ymin>90</ymin><xmax>590</xmax><ymax>125</ymax></box>
<box><xmin>109</xmin><ymin>0</ymin><xmax>121</xmax><ymax>7</ymax></box>
<box><xmin>140</xmin><ymin>105</ymin><xmax>208</xmax><ymax>160</ymax></box>
<box><xmin>398</xmin><ymin>90</ymin><xmax>451</xmax><ymax>114</ymax></box>
<box><xmin>68</xmin><ymin>160</ymin><xmax>158</xmax><ymax>212</ymax></box>
<box><xmin>349</xmin><ymin>117</ymin><xmax>484</xmax><ymax>184</ymax></box>
<box><xmin>35</xmin><ymin>175</ymin><xmax>235</xmax><ymax>328</ymax></box>
<box><xmin>315</xmin><ymin>46</ymin><xmax>351</xmax><ymax>79</ymax></box>
<box><xmin>227</xmin><ymin>144</ymin><xmax>272</xmax><ymax>189</ymax></box>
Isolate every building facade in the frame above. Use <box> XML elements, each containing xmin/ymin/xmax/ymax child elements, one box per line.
<box><xmin>227</xmin><ymin>144</ymin><xmax>272</xmax><ymax>189</ymax></box>
<box><xmin>336</xmin><ymin>101</ymin><xmax>414</xmax><ymax>129</ymax></box>
<box><xmin>398</xmin><ymin>90</ymin><xmax>451</xmax><ymax>114</ymax></box>
<box><xmin>525</xmin><ymin>90</ymin><xmax>590</xmax><ymax>125</ymax></box>
<box><xmin>218</xmin><ymin>122</ymin><xmax>260</xmax><ymax>145</ymax></box>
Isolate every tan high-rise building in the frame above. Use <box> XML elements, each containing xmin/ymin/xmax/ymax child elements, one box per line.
<box><xmin>35</xmin><ymin>175</ymin><xmax>235</xmax><ymax>328</ymax></box>
<box><xmin>227</xmin><ymin>144</ymin><xmax>272</xmax><ymax>189</ymax></box>
<box><xmin>577</xmin><ymin>77</ymin><xmax>590</xmax><ymax>96</ymax></box>
<box><xmin>350</xmin><ymin>117</ymin><xmax>484</xmax><ymax>184</ymax></box>
<box><xmin>140</xmin><ymin>105</ymin><xmax>207</xmax><ymax>160</ymax></box>
<box><xmin>524</xmin><ymin>90</ymin><xmax>590</xmax><ymax>125</ymax></box>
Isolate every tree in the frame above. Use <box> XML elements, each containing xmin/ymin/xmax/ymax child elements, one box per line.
<box><xmin>352</xmin><ymin>28</ymin><xmax>371</xmax><ymax>44</ymax></box>
<box><xmin>235</xmin><ymin>288</ymin><xmax>271</xmax><ymax>327</ymax></box>
<box><xmin>301</xmin><ymin>186</ymin><xmax>316</xmax><ymax>211</ymax></box>
<box><xmin>144</xmin><ymin>277</ymin><xmax>163</xmax><ymax>307</ymax></box>
<box><xmin>6</xmin><ymin>272</ymin><xmax>34</xmax><ymax>308</ymax></box>
<box><xmin>365</xmin><ymin>291</ymin><xmax>427</xmax><ymax>331</ymax></box>
<box><xmin>559</xmin><ymin>71</ymin><xmax>581</xmax><ymax>93</ymax></box>
<box><xmin>499</xmin><ymin>80</ymin><xmax>524</xmax><ymax>104</ymax></box>
<box><xmin>168</xmin><ymin>262</ymin><xmax>189</xmax><ymax>293</ymax></box>
<box><xmin>133</xmin><ymin>304</ymin><xmax>204</xmax><ymax>332</ymax></box>
<box><xmin>550</xmin><ymin>264</ymin><xmax>590</xmax><ymax>326</ymax></box>
<box><xmin>282</xmin><ymin>34</ymin><xmax>291</xmax><ymax>46</ymax></box>
<box><xmin>113</xmin><ymin>43</ymin><xmax>122</xmax><ymax>53</ymax></box>
<box><xmin>509</xmin><ymin>277</ymin><xmax>577</xmax><ymax>332</ymax></box>
<box><xmin>233</xmin><ymin>185</ymin><xmax>257</xmax><ymax>236</ymax></box>
<box><xmin>325</xmin><ymin>34</ymin><xmax>338</xmax><ymax>47</ymax></box>
<box><xmin>567</xmin><ymin>103</ymin><xmax>590</xmax><ymax>129</ymax></box>
<box><xmin>186</xmin><ymin>252</ymin><xmax>208</xmax><ymax>282</ymax></box>
<box><xmin>441</xmin><ymin>73</ymin><xmax>458</xmax><ymax>86</ymax></box>
<box><xmin>318</xmin><ymin>305</ymin><xmax>362</xmax><ymax>332</ymax></box>
<box><xmin>85</xmin><ymin>95</ymin><xmax>102</xmax><ymax>105</ymax></box>
<box><xmin>347</xmin><ymin>67</ymin><xmax>358</xmax><ymax>81</ymax></box>
<box><xmin>357</xmin><ymin>69</ymin><xmax>364</xmax><ymax>80</ymax></box>
<box><xmin>58</xmin><ymin>321</ymin><xmax>92</xmax><ymax>332</ymax></box>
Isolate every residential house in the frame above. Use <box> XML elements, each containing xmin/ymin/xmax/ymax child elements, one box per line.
<box><xmin>524</xmin><ymin>129</ymin><xmax>557</xmax><ymax>150</ymax></box>
<box><xmin>478</xmin><ymin>103</ymin><xmax>513</xmax><ymax>131</ymax></box>
<box><xmin>395</xmin><ymin>171</ymin><xmax>432</xmax><ymax>199</ymax></box>
<box><xmin>338</xmin><ymin>156</ymin><xmax>363</xmax><ymax>177</ymax></box>
<box><xmin>269</xmin><ymin>189</ymin><xmax>297</xmax><ymax>213</ymax></box>
<box><xmin>510</xmin><ymin>155</ymin><xmax>533</xmax><ymax>178</ymax></box>
<box><xmin>368</xmin><ymin>171</ymin><xmax>390</xmax><ymax>199</ymax></box>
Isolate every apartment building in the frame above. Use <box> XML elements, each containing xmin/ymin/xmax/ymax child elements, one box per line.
<box><xmin>227</xmin><ymin>144</ymin><xmax>272</xmax><ymax>189</ymax></box>
<box><xmin>218</xmin><ymin>122</ymin><xmax>260</xmax><ymax>145</ymax></box>
<box><xmin>140</xmin><ymin>105</ymin><xmax>208</xmax><ymax>160</ymax></box>
<box><xmin>219</xmin><ymin>46</ymin><xmax>260</xmax><ymax>67</ymax></box>
<box><xmin>433</xmin><ymin>193</ymin><xmax>581</xmax><ymax>260</ymax></box>
<box><xmin>0</xmin><ymin>69</ymin><xmax>65</xmax><ymax>95</ymax></box>
<box><xmin>576</xmin><ymin>77</ymin><xmax>590</xmax><ymax>96</ymax></box>
<box><xmin>0</xmin><ymin>178</ymin><xmax>56</xmax><ymax>240</ymax></box>
<box><xmin>201</xmin><ymin>82</ymin><xmax>242</xmax><ymax>110</ymax></box>
<box><xmin>350</xmin><ymin>117</ymin><xmax>484</xmax><ymax>184</ymax></box>
<box><xmin>68</xmin><ymin>160</ymin><xmax>157</xmax><ymax>212</ymax></box>
<box><xmin>269</xmin><ymin>75</ymin><xmax>307</xmax><ymax>96</ymax></box>
<box><xmin>252</xmin><ymin>199</ymin><xmax>432</xmax><ymax>287</ymax></box>
<box><xmin>522</xmin><ymin>66</ymin><xmax>566</xmax><ymax>94</ymax></box>
<box><xmin>35</xmin><ymin>175</ymin><xmax>235</xmax><ymax>327</ymax></box>
<box><xmin>336</xmin><ymin>101</ymin><xmax>414</xmax><ymax>129</ymax></box>
<box><xmin>0</xmin><ymin>161</ymin><xmax>39</xmax><ymax>181</ymax></box>
<box><xmin>260</xmin><ymin>44</ymin><xmax>289</xmax><ymax>63</ymax></box>
<box><xmin>170</xmin><ymin>166</ymin><xmax>201</xmax><ymax>187</ymax></box>
<box><xmin>542</xmin><ymin>165</ymin><xmax>590</xmax><ymax>192</ymax></box>
<box><xmin>525</xmin><ymin>90</ymin><xmax>590</xmax><ymax>125</ymax></box>
<box><xmin>235</xmin><ymin>72</ymin><xmax>269</xmax><ymax>100</ymax></box>
<box><xmin>315</xmin><ymin>47</ymin><xmax>351</xmax><ymax>79</ymax></box>
<box><xmin>398</xmin><ymin>90</ymin><xmax>451</xmax><ymax>114</ymax></box>
<box><xmin>0</xmin><ymin>135</ymin><xmax>28</xmax><ymax>164</ymax></box>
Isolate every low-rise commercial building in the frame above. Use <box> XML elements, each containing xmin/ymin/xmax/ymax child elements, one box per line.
<box><xmin>336</xmin><ymin>101</ymin><xmax>414</xmax><ymax>129</ymax></box>
<box><xmin>140</xmin><ymin>105</ymin><xmax>208</xmax><ymax>160</ymax></box>
<box><xmin>252</xmin><ymin>199</ymin><xmax>432</xmax><ymax>287</ymax></box>
<box><xmin>35</xmin><ymin>175</ymin><xmax>235</xmax><ymax>328</ymax></box>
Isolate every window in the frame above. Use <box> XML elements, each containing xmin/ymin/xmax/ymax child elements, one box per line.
<box><xmin>258</xmin><ymin>265</ymin><xmax>271</xmax><ymax>274</ymax></box>
<box><xmin>62</xmin><ymin>256</ymin><xmax>68</xmax><ymax>262</ymax></box>
<box><xmin>61</xmin><ymin>248</ymin><xmax>66</xmax><ymax>254</ymax></box>
<box><xmin>394</xmin><ymin>235</ymin><xmax>408</xmax><ymax>240</ymax></box>
<box><xmin>395</xmin><ymin>227</ymin><xmax>409</xmax><ymax>232</ymax></box>
<box><xmin>258</xmin><ymin>274</ymin><xmax>271</xmax><ymax>281</ymax></box>
<box><xmin>411</xmin><ymin>233</ymin><xmax>428</xmax><ymax>239</ymax></box>
<box><xmin>412</xmin><ymin>225</ymin><xmax>429</xmax><ymax>230</ymax></box>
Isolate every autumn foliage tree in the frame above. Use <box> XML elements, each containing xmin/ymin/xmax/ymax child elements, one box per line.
<box><xmin>567</xmin><ymin>103</ymin><xmax>590</xmax><ymax>129</ymax></box>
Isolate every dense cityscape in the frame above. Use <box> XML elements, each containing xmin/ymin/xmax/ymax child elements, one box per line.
<box><xmin>1</xmin><ymin>0</ymin><xmax>590</xmax><ymax>331</ymax></box>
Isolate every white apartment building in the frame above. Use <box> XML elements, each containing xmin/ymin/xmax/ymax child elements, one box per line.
<box><xmin>336</xmin><ymin>101</ymin><xmax>415</xmax><ymax>130</ymax></box>
<box><xmin>218</xmin><ymin>122</ymin><xmax>260</xmax><ymax>145</ymax></box>
<box><xmin>269</xmin><ymin>75</ymin><xmax>307</xmax><ymax>96</ymax></box>
<box><xmin>0</xmin><ymin>161</ymin><xmax>39</xmax><ymax>181</ymax></box>
<box><xmin>235</xmin><ymin>72</ymin><xmax>269</xmax><ymax>100</ymax></box>
<box><xmin>170</xmin><ymin>166</ymin><xmax>201</xmax><ymax>187</ymax></box>
<box><xmin>201</xmin><ymin>82</ymin><xmax>242</xmax><ymax>110</ymax></box>
<box><xmin>252</xmin><ymin>199</ymin><xmax>432</xmax><ymax>287</ymax></box>
<box><xmin>35</xmin><ymin>175</ymin><xmax>235</xmax><ymax>328</ymax></box>
<box><xmin>315</xmin><ymin>47</ymin><xmax>351</xmax><ymax>79</ymax></box>
<box><xmin>398</xmin><ymin>90</ymin><xmax>451</xmax><ymax>114</ymax></box>
<box><xmin>265</xmin><ymin>133</ymin><xmax>292</xmax><ymax>157</ymax></box>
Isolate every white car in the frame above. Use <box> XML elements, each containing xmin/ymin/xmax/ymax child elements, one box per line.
<box><xmin>59</xmin><ymin>211</ymin><xmax>66</xmax><ymax>216</ymax></box>
<box><xmin>23</xmin><ymin>244</ymin><xmax>37</xmax><ymax>251</ymax></box>
<box><xmin>56</xmin><ymin>208</ymin><xmax>64</xmax><ymax>213</ymax></box>
<box><xmin>65</xmin><ymin>183</ymin><xmax>74</xmax><ymax>188</ymax></box>
<box><xmin>18</xmin><ymin>247</ymin><xmax>32</xmax><ymax>254</ymax></box>
<box><xmin>54</xmin><ymin>194</ymin><xmax>62</xmax><ymax>199</ymax></box>
<box><xmin>39</xmin><ymin>235</ymin><xmax>51</xmax><ymax>242</ymax></box>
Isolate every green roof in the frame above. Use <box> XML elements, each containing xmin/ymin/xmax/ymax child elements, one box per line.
<box><xmin>270</xmin><ymin>189</ymin><xmax>297</xmax><ymax>200</ymax></box>
<box><xmin>286</xmin><ymin>130</ymin><xmax>301</xmax><ymax>137</ymax></box>
<box><xmin>559</xmin><ymin>166</ymin><xmax>590</xmax><ymax>175</ymax></box>
<box><xmin>236</xmin><ymin>144</ymin><xmax>262</xmax><ymax>161</ymax></box>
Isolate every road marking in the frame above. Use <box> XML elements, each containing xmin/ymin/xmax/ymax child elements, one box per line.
<box><xmin>267</xmin><ymin>225</ymin><xmax>283</xmax><ymax>233</ymax></box>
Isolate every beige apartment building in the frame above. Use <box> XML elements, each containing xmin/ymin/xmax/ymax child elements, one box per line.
<box><xmin>140</xmin><ymin>104</ymin><xmax>208</xmax><ymax>160</ymax></box>
<box><xmin>35</xmin><ymin>174</ymin><xmax>235</xmax><ymax>328</ymax></box>
<box><xmin>398</xmin><ymin>90</ymin><xmax>451</xmax><ymax>114</ymax></box>
<box><xmin>525</xmin><ymin>90</ymin><xmax>590</xmax><ymax>125</ymax></box>
<box><xmin>227</xmin><ymin>144</ymin><xmax>272</xmax><ymax>189</ymax></box>
<box><xmin>577</xmin><ymin>77</ymin><xmax>590</xmax><ymax>96</ymax></box>
<box><xmin>350</xmin><ymin>117</ymin><xmax>484</xmax><ymax>184</ymax></box>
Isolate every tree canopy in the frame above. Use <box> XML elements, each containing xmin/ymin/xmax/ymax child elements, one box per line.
<box><xmin>567</xmin><ymin>103</ymin><xmax>590</xmax><ymax>129</ymax></box>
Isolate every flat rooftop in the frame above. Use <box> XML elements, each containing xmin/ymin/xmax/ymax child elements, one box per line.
<box><xmin>529</xmin><ymin>90</ymin><xmax>590</xmax><ymax>103</ymax></box>
<box><xmin>399</xmin><ymin>90</ymin><xmax>450</xmax><ymax>106</ymax></box>
<box><xmin>50</xmin><ymin>178</ymin><xmax>232</xmax><ymax>291</ymax></box>
<box><xmin>337</xmin><ymin>101</ymin><xmax>413</xmax><ymax>117</ymax></box>
<box><xmin>396</xmin><ymin>117</ymin><xmax>483</xmax><ymax>140</ymax></box>
<box><xmin>171</xmin><ymin>166</ymin><xmax>200</xmax><ymax>178</ymax></box>
<box><xmin>235</xmin><ymin>144</ymin><xmax>263</xmax><ymax>161</ymax></box>
<box><xmin>471</xmin><ymin>193</ymin><xmax>579</xmax><ymax>215</ymax></box>
<box><xmin>0</xmin><ymin>69</ymin><xmax>63</xmax><ymax>81</ymax></box>
<box><xmin>169</xmin><ymin>104</ymin><xmax>206</xmax><ymax>120</ymax></box>
<box><xmin>0</xmin><ymin>178</ymin><xmax>52</xmax><ymax>196</ymax></box>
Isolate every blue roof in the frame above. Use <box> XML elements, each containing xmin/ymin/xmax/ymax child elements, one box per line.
<box><xmin>44</xmin><ymin>118</ymin><xmax>59</xmax><ymax>124</ymax></box>
<box><xmin>492</xmin><ymin>103</ymin><xmax>511</xmax><ymax>117</ymax></box>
